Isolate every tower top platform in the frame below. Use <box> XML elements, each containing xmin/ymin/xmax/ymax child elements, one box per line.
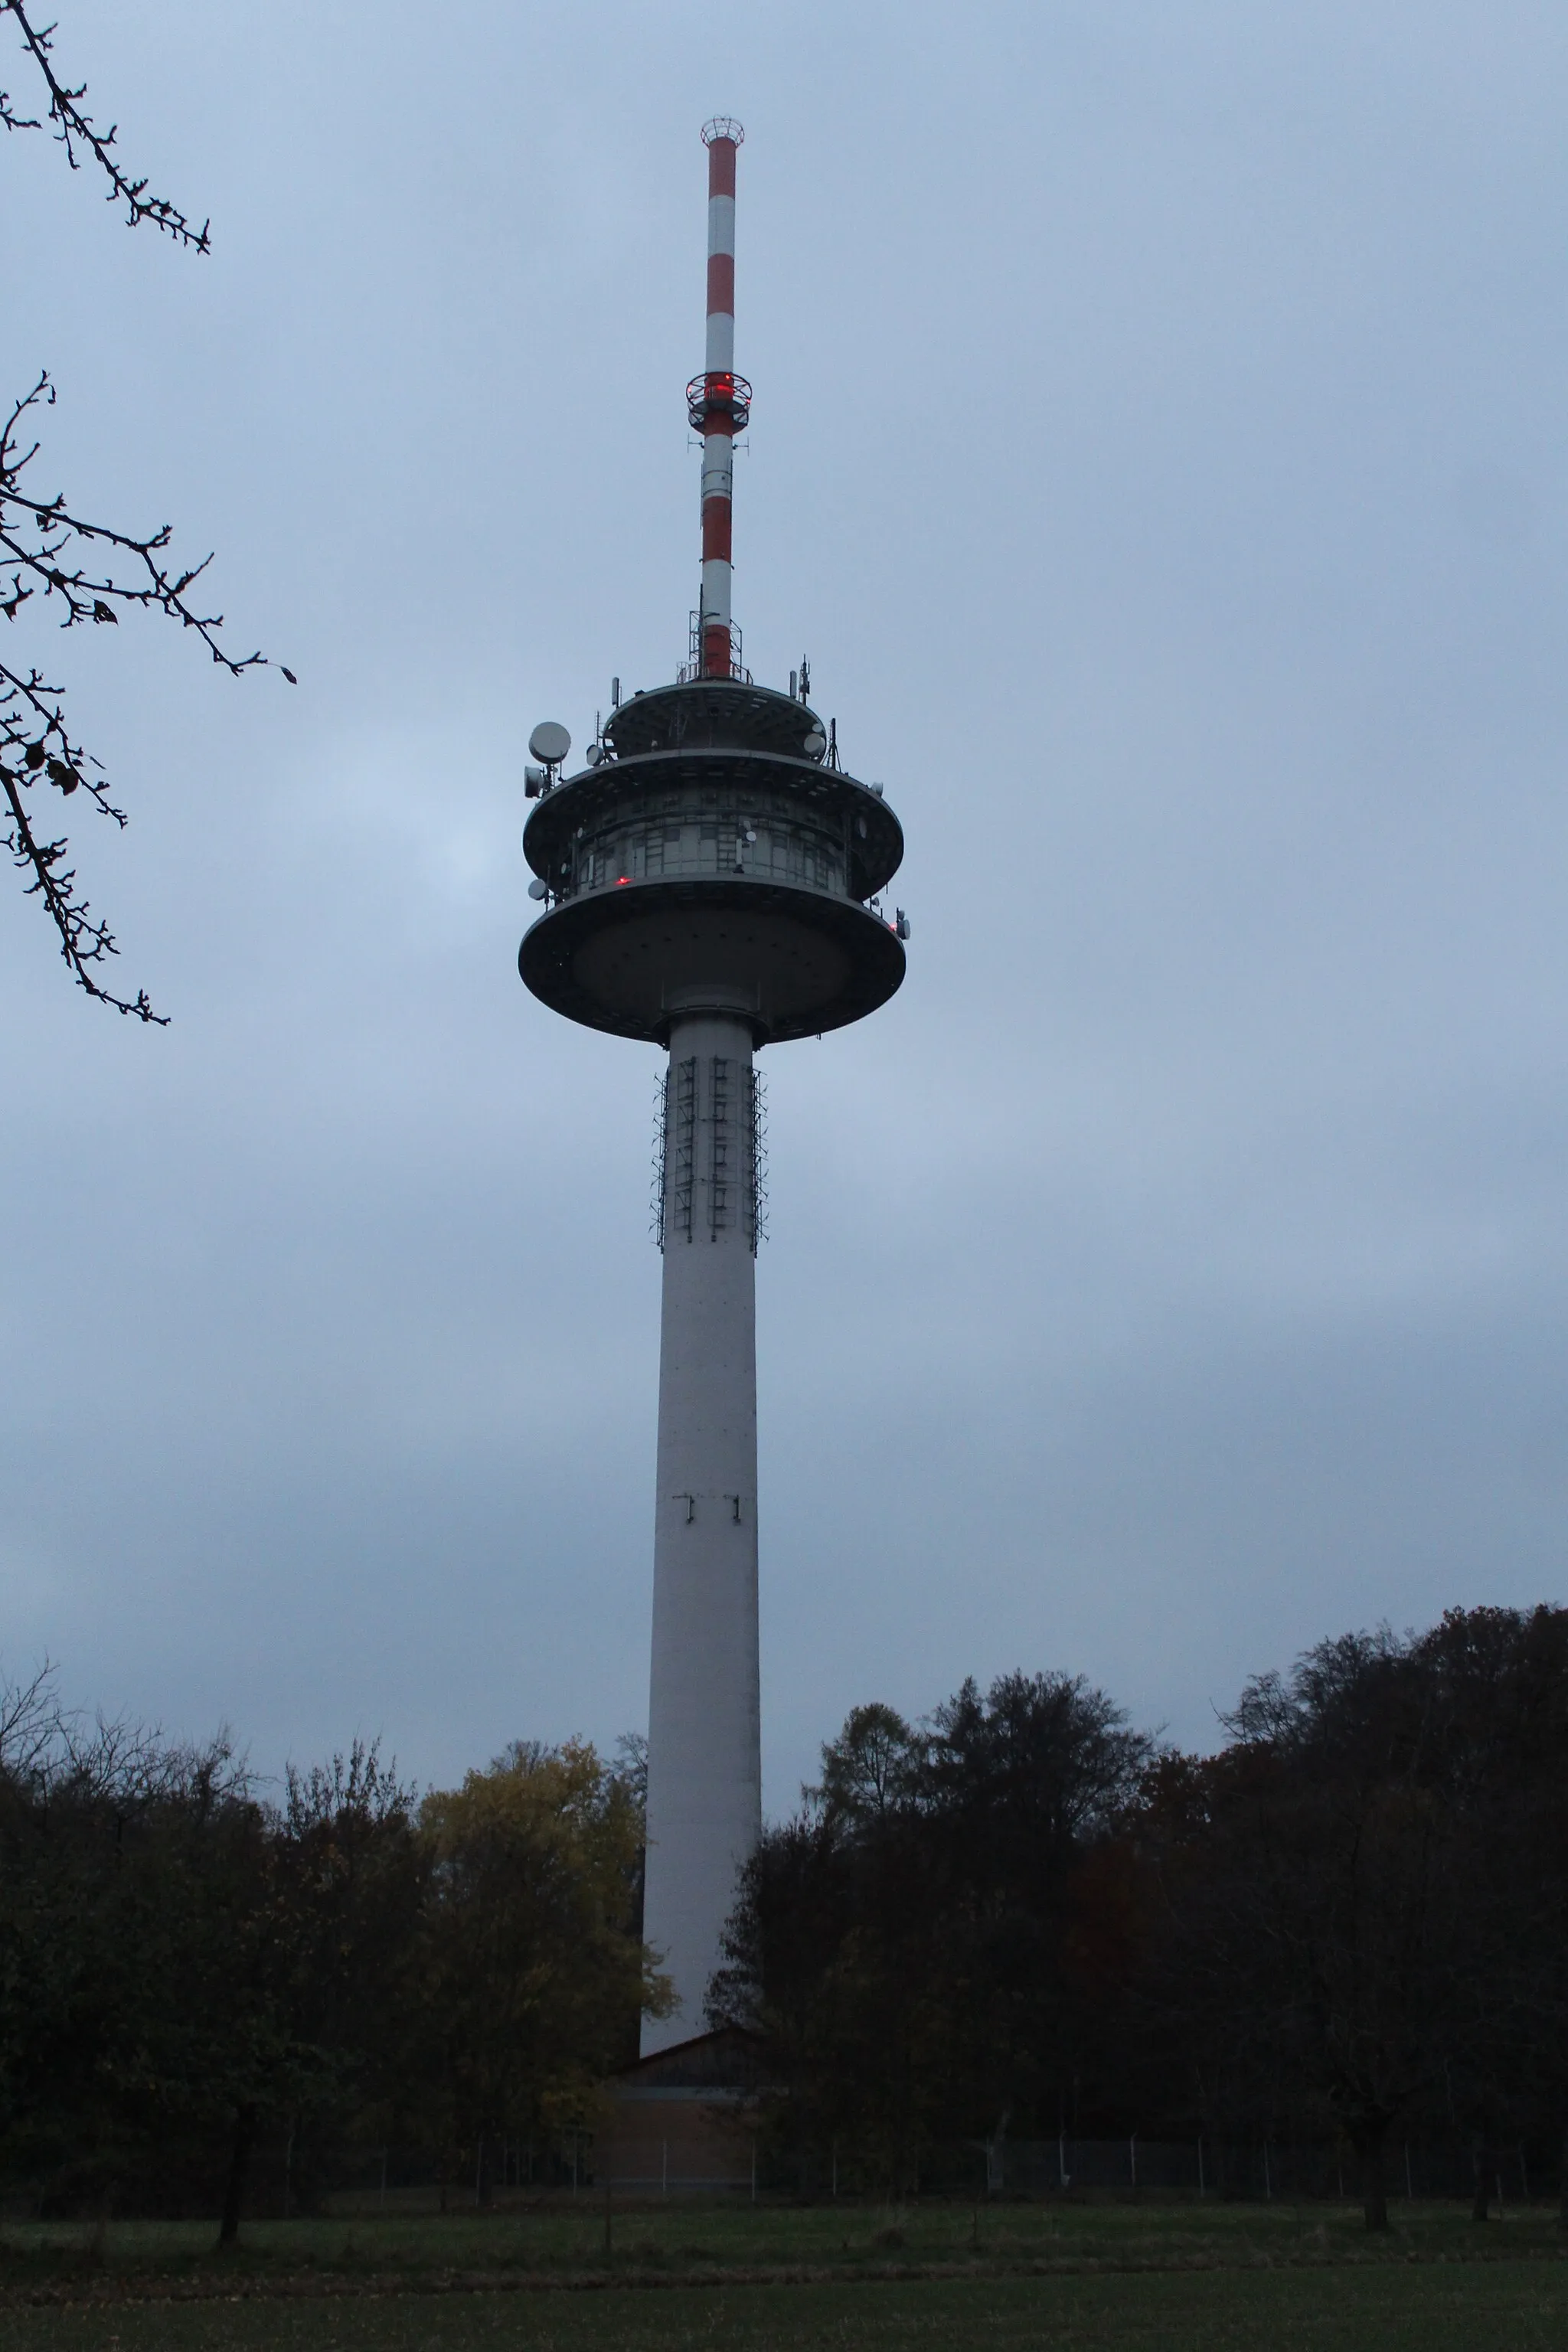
<box><xmin>519</xmin><ymin>678</ymin><xmax>905</xmax><ymax>1048</ymax></box>
<box><xmin>604</xmin><ymin>678</ymin><xmax>822</xmax><ymax>762</ymax></box>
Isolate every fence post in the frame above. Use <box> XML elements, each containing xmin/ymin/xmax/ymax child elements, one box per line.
<box><xmin>1197</xmin><ymin>2138</ymin><xmax>1204</xmax><ymax>2197</ymax></box>
<box><xmin>380</xmin><ymin>2146</ymin><xmax>387</xmax><ymax>2210</ymax></box>
<box><xmin>1129</xmin><ymin>2134</ymin><xmax>1137</xmax><ymax>2190</ymax></box>
<box><xmin>751</xmin><ymin>2138</ymin><xmax>757</xmax><ymax>2203</ymax></box>
<box><xmin>1263</xmin><ymin>2141</ymin><xmax>1272</xmax><ymax>2200</ymax></box>
<box><xmin>662</xmin><ymin>2139</ymin><xmax>668</xmax><ymax>2198</ymax></box>
<box><xmin>1405</xmin><ymin>2144</ymin><xmax>1413</xmax><ymax>2200</ymax></box>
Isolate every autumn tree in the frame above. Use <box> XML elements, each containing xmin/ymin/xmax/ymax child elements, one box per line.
<box><xmin>415</xmin><ymin>1740</ymin><xmax>669</xmax><ymax>2200</ymax></box>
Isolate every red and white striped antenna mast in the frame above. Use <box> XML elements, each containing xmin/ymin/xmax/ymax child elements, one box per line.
<box><xmin>687</xmin><ymin>118</ymin><xmax>750</xmax><ymax>681</ymax></box>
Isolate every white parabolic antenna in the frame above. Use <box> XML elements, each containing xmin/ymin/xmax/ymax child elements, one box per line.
<box><xmin>528</xmin><ymin>720</ymin><xmax>571</xmax><ymax>765</ymax></box>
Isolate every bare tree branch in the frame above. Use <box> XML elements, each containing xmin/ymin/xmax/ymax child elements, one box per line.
<box><xmin>0</xmin><ymin>5</ymin><xmax>298</xmax><ymax>1021</ymax></box>
<box><xmin>0</xmin><ymin>0</ymin><xmax>208</xmax><ymax>247</ymax></box>
<box><xmin>0</xmin><ymin>1655</ymin><xmax>62</xmax><ymax>1782</ymax></box>
<box><xmin>0</xmin><ymin>377</ymin><xmax>295</xmax><ymax>1019</ymax></box>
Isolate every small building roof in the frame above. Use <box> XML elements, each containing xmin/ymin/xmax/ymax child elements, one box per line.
<box><xmin>609</xmin><ymin>2024</ymin><xmax>771</xmax><ymax>2093</ymax></box>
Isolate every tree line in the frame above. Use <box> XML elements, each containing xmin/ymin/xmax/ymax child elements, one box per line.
<box><xmin>4</xmin><ymin>1602</ymin><xmax>1566</xmax><ymax>2233</ymax></box>
<box><xmin>0</xmin><ymin>1674</ymin><xmax>662</xmax><ymax>2233</ymax></box>
<box><xmin>710</xmin><ymin>1605</ymin><xmax>1568</xmax><ymax>2230</ymax></box>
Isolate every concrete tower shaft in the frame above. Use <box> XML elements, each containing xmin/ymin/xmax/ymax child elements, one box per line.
<box><xmin>643</xmin><ymin>1008</ymin><xmax>762</xmax><ymax>2044</ymax></box>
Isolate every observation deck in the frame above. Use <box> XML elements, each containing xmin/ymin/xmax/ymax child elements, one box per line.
<box><xmin>518</xmin><ymin>679</ymin><xmax>906</xmax><ymax>1046</ymax></box>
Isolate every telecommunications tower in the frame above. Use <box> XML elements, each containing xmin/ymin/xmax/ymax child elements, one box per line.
<box><xmin>519</xmin><ymin>122</ymin><xmax>908</xmax><ymax>2053</ymax></box>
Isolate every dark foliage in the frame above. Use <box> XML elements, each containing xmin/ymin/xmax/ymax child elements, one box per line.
<box><xmin>0</xmin><ymin>1669</ymin><xmax>657</xmax><ymax>2236</ymax></box>
<box><xmin>709</xmin><ymin>1673</ymin><xmax>1155</xmax><ymax>2194</ymax></box>
<box><xmin>1128</xmin><ymin>1609</ymin><xmax>1568</xmax><ymax>2226</ymax></box>
<box><xmin>712</xmin><ymin>1612</ymin><xmax>1568</xmax><ymax>2226</ymax></box>
<box><xmin>5</xmin><ymin>1608</ymin><xmax>1567</xmax><ymax>2233</ymax></box>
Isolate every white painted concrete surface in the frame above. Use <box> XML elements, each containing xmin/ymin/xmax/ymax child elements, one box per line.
<box><xmin>641</xmin><ymin>1008</ymin><xmax>762</xmax><ymax>2053</ymax></box>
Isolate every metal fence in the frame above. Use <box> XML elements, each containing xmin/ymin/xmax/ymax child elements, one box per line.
<box><xmin>315</xmin><ymin>2135</ymin><xmax>1548</xmax><ymax>2208</ymax></box>
<box><xmin>910</xmin><ymin>2135</ymin><xmax>1545</xmax><ymax>2205</ymax></box>
<box><xmin>26</xmin><ymin>2129</ymin><xmax>1543</xmax><ymax>2220</ymax></box>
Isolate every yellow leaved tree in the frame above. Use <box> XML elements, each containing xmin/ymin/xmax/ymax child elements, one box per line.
<box><xmin>416</xmin><ymin>1739</ymin><xmax>671</xmax><ymax>2198</ymax></box>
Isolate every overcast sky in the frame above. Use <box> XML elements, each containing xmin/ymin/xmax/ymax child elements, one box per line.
<box><xmin>4</xmin><ymin>0</ymin><xmax>1567</xmax><ymax>1806</ymax></box>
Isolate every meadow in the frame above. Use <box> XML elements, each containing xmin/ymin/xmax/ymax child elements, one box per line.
<box><xmin>4</xmin><ymin>2198</ymin><xmax>1567</xmax><ymax>2350</ymax></box>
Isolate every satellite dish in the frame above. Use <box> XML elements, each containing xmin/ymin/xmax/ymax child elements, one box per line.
<box><xmin>528</xmin><ymin>877</ymin><xmax>548</xmax><ymax>901</ymax></box>
<box><xmin>528</xmin><ymin>720</ymin><xmax>571</xmax><ymax>765</ymax></box>
<box><xmin>585</xmin><ymin>742</ymin><xmax>606</xmax><ymax>766</ymax></box>
<box><xmin>802</xmin><ymin>727</ymin><xmax>827</xmax><ymax>758</ymax></box>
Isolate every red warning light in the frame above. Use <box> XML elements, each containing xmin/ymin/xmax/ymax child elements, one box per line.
<box><xmin>686</xmin><ymin>371</ymin><xmax>753</xmax><ymax>432</ymax></box>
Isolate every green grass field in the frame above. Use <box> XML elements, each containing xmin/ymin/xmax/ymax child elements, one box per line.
<box><xmin>7</xmin><ymin>2267</ymin><xmax>1568</xmax><ymax>2351</ymax></box>
<box><xmin>3</xmin><ymin>2201</ymin><xmax>1566</xmax><ymax>2350</ymax></box>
